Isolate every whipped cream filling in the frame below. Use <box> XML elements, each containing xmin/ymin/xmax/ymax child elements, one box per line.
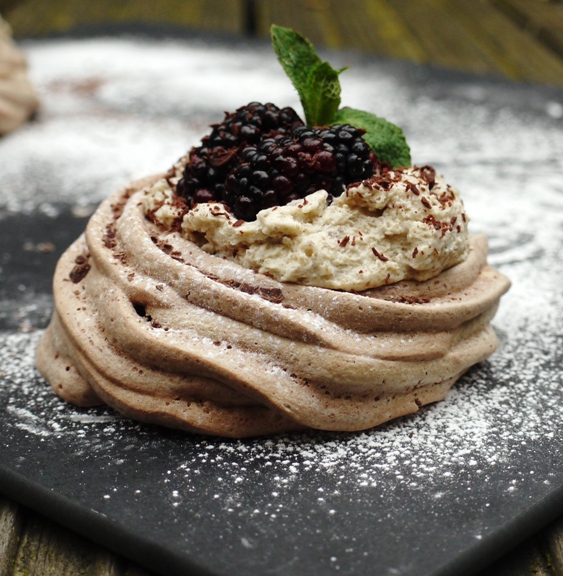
<box><xmin>143</xmin><ymin>166</ymin><xmax>470</xmax><ymax>291</ymax></box>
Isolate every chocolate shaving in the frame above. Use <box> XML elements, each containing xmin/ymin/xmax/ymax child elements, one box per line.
<box><xmin>406</xmin><ymin>182</ymin><xmax>420</xmax><ymax>196</ymax></box>
<box><xmin>438</xmin><ymin>191</ymin><xmax>455</xmax><ymax>207</ymax></box>
<box><xmin>110</xmin><ymin>202</ymin><xmax>125</xmax><ymax>219</ymax></box>
<box><xmin>209</xmin><ymin>146</ymin><xmax>240</xmax><ymax>168</ymax></box>
<box><xmin>103</xmin><ymin>224</ymin><xmax>117</xmax><ymax>249</ymax></box>
<box><xmin>420</xmin><ymin>165</ymin><xmax>436</xmax><ymax>189</ymax></box>
<box><xmin>371</xmin><ymin>247</ymin><xmax>389</xmax><ymax>262</ymax></box>
<box><xmin>258</xmin><ymin>287</ymin><xmax>284</xmax><ymax>303</ymax></box>
<box><xmin>421</xmin><ymin>197</ymin><xmax>432</xmax><ymax>209</ymax></box>
<box><xmin>423</xmin><ymin>214</ymin><xmax>442</xmax><ymax>231</ymax></box>
<box><xmin>423</xmin><ymin>215</ymin><xmax>453</xmax><ymax>237</ymax></box>
<box><xmin>209</xmin><ymin>275</ymin><xmax>284</xmax><ymax>304</ymax></box>
<box><xmin>103</xmin><ymin>236</ymin><xmax>117</xmax><ymax>249</ymax></box>
<box><xmin>210</xmin><ymin>205</ymin><xmax>230</xmax><ymax>218</ymax></box>
<box><xmin>391</xmin><ymin>295</ymin><xmax>430</xmax><ymax>305</ymax></box>
<box><xmin>69</xmin><ymin>263</ymin><xmax>91</xmax><ymax>284</ymax></box>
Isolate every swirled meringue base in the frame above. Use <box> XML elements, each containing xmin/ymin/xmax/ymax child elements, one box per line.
<box><xmin>36</xmin><ymin>176</ymin><xmax>510</xmax><ymax>438</ymax></box>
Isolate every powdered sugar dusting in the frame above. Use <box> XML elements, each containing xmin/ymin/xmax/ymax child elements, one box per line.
<box><xmin>1</xmin><ymin>272</ymin><xmax>561</xmax><ymax>492</ymax></box>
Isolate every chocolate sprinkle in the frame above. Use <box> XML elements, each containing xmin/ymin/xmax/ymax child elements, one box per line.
<box><xmin>371</xmin><ymin>247</ymin><xmax>389</xmax><ymax>262</ymax></box>
<box><xmin>69</xmin><ymin>263</ymin><xmax>91</xmax><ymax>284</ymax></box>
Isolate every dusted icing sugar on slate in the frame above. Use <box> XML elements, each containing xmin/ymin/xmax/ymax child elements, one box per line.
<box><xmin>1</xmin><ymin>35</ymin><xmax>563</xmax><ymax>576</ymax></box>
<box><xmin>0</xmin><ymin>32</ymin><xmax>561</xmax><ymax>497</ymax></box>
<box><xmin>1</xmin><ymin>268</ymin><xmax>561</xmax><ymax>488</ymax></box>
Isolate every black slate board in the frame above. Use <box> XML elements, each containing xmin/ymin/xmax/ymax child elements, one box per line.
<box><xmin>1</xmin><ymin>33</ymin><xmax>563</xmax><ymax>576</ymax></box>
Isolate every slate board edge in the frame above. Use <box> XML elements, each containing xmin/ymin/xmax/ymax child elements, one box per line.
<box><xmin>3</xmin><ymin>460</ymin><xmax>563</xmax><ymax>576</ymax></box>
<box><xmin>0</xmin><ymin>466</ymin><xmax>216</xmax><ymax>576</ymax></box>
<box><xmin>436</xmin><ymin>485</ymin><xmax>563</xmax><ymax>576</ymax></box>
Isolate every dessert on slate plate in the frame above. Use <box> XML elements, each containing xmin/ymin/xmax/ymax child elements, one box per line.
<box><xmin>0</xmin><ymin>13</ymin><xmax>39</xmax><ymax>135</ymax></box>
<box><xmin>36</xmin><ymin>26</ymin><xmax>510</xmax><ymax>438</ymax></box>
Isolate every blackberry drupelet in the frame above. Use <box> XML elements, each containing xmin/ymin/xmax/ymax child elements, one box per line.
<box><xmin>224</xmin><ymin>124</ymin><xmax>375</xmax><ymax>221</ymax></box>
<box><xmin>177</xmin><ymin>102</ymin><xmax>304</xmax><ymax>204</ymax></box>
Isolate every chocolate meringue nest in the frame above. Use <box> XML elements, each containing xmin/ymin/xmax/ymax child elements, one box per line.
<box><xmin>36</xmin><ymin>175</ymin><xmax>511</xmax><ymax>438</ymax></box>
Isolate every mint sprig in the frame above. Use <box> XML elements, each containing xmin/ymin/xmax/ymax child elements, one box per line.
<box><xmin>271</xmin><ymin>25</ymin><xmax>343</xmax><ymax>128</ymax></box>
<box><xmin>270</xmin><ymin>25</ymin><xmax>411</xmax><ymax>169</ymax></box>
<box><xmin>333</xmin><ymin>108</ymin><xmax>411</xmax><ymax>168</ymax></box>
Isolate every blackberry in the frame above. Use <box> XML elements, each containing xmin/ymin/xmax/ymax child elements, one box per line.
<box><xmin>224</xmin><ymin>124</ymin><xmax>374</xmax><ymax>221</ymax></box>
<box><xmin>177</xmin><ymin>102</ymin><xmax>304</xmax><ymax>204</ymax></box>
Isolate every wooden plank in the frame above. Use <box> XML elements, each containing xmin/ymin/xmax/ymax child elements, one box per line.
<box><xmin>477</xmin><ymin>535</ymin><xmax>552</xmax><ymax>576</ymax></box>
<box><xmin>492</xmin><ymin>0</ymin><xmax>563</xmax><ymax>58</ymax></box>
<box><xmin>358</xmin><ymin>0</ymin><xmax>427</xmax><ymax>61</ymax></box>
<box><xmin>383</xmin><ymin>0</ymin><xmax>563</xmax><ymax>84</ymax></box>
<box><xmin>428</xmin><ymin>0</ymin><xmax>532</xmax><ymax>73</ymax></box>
<box><xmin>13</xmin><ymin>512</ymin><xmax>105</xmax><ymax>576</ymax></box>
<box><xmin>256</xmin><ymin>0</ymin><xmax>340</xmax><ymax>49</ymax></box>
<box><xmin>200</xmin><ymin>0</ymin><xmax>243</xmax><ymax>35</ymax></box>
<box><xmin>9</xmin><ymin>508</ymin><xmax>154</xmax><ymax>576</ymax></box>
<box><xmin>398</xmin><ymin>0</ymin><xmax>563</xmax><ymax>84</ymax></box>
<box><xmin>0</xmin><ymin>496</ymin><xmax>24</xmax><ymax>576</ymax></box>
<box><xmin>257</xmin><ymin>0</ymin><xmax>426</xmax><ymax>59</ymax></box>
<box><xmin>543</xmin><ymin>515</ymin><xmax>563</xmax><ymax>574</ymax></box>
<box><xmin>4</xmin><ymin>0</ymin><xmax>243</xmax><ymax>38</ymax></box>
<box><xmin>376</xmin><ymin>0</ymin><xmax>493</xmax><ymax>71</ymax></box>
<box><xmin>423</xmin><ymin>0</ymin><xmax>542</xmax><ymax>76</ymax></box>
<box><xmin>0</xmin><ymin>0</ymin><xmax>22</xmax><ymax>16</ymax></box>
<box><xmin>325</xmin><ymin>0</ymin><xmax>402</xmax><ymax>55</ymax></box>
<box><xmin>466</xmin><ymin>0</ymin><xmax>563</xmax><ymax>84</ymax></box>
<box><xmin>493</xmin><ymin>0</ymin><xmax>563</xmax><ymax>31</ymax></box>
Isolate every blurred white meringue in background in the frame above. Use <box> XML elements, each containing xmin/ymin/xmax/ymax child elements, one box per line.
<box><xmin>0</xmin><ymin>14</ymin><xmax>40</xmax><ymax>136</ymax></box>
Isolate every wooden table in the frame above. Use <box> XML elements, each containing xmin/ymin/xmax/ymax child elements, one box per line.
<box><xmin>0</xmin><ymin>496</ymin><xmax>152</xmax><ymax>576</ymax></box>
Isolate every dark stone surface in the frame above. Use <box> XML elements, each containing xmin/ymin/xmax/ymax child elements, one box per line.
<box><xmin>1</xmin><ymin>34</ymin><xmax>563</xmax><ymax>576</ymax></box>
<box><xmin>0</xmin><ymin>209</ymin><xmax>90</xmax><ymax>304</ymax></box>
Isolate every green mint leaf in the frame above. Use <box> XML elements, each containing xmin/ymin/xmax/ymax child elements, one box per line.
<box><xmin>333</xmin><ymin>107</ymin><xmax>411</xmax><ymax>168</ymax></box>
<box><xmin>270</xmin><ymin>25</ymin><xmax>321</xmax><ymax>116</ymax></box>
<box><xmin>305</xmin><ymin>62</ymin><xmax>341</xmax><ymax>127</ymax></box>
<box><xmin>271</xmin><ymin>24</ymin><xmax>343</xmax><ymax>127</ymax></box>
